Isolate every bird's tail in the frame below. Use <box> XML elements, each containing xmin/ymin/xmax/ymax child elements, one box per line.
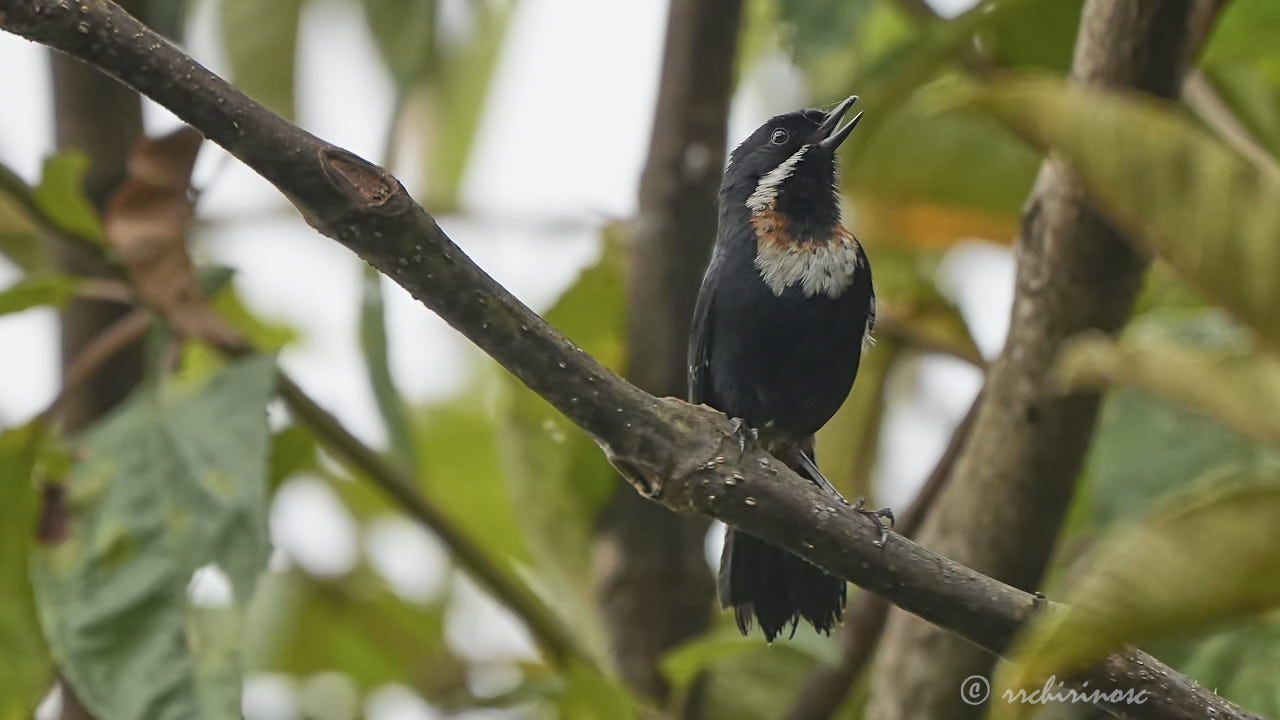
<box><xmin>717</xmin><ymin>445</ymin><xmax>846</xmax><ymax>641</ymax></box>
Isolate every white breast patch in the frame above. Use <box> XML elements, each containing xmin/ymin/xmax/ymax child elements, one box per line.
<box><xmin>754</xmin><ymin>235</ymin><xmax>861</xmax><ymax>298</ymax></box>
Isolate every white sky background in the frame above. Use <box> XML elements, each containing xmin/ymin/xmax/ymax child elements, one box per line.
<box><xmin>2</xmin><ymin>0</ymin><xmax>995</xmax><ymax>718</ymax></box>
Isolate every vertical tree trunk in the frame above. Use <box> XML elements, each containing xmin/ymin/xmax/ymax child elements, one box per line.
<box><xmin>865</xmin><ymin>2</ymin><xmax>1214</xmax><ymax>718</ymax></box>
<box><xmin>48</xmin><ymin>7</ymin><xmax>145</xmax><ymax>717</ymax></box>
<box><xmin>593</xmin><ymin>0</ymin><xmax>742</xmax><ymax>702</ymax></box>
<box><xmin>49</xmin><ymin>30</ymin><xmax>146</xmax><ymax>432</ymax></box>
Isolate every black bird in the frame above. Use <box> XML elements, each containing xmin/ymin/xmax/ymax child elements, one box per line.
<box><xmin>688</xmin><ymin>96</ymin><xmax>891</xmax><ymax>641</ymax></box>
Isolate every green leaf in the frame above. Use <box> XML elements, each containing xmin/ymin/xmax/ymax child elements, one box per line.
<box><xmin>976</xmin><ymin>0</ymin><xmax>1081</xmax><ymax>71</ymax></box>
<box><xmin>1200</xmin><ymin>0</ymin><xmax>1280</xmax><ymax>81</ymax></box>
<box><xmin>0</xmin><ymin>182</ymin><xmax>43</xmax><ymax>272</ymax></box>
<box><xmin>421</xmin><ymin>2</ymin><xmax>514</xmax><ymax>210</ymax></box>
<box><xmin>0</xmin><ymin>273</ymin><xmax>83</xmax><ymax>315</ymax></box>
<box><xmin>209</xmin><ymin>281</ymin><xmax>298</xmax><ymax>351</ymax></box>
<box><xmin>220</xmin><ymin>0</ymin><xmax>306</xmax><ymax>120</ymax></box>
<box><xmin>697</xmin><ymin>636</ymin><xmax>827</xmax><ymax>720</ymax></box>
<box><xmin>33</xmin><ymin>152</ymin><xmax>104</xmax><ymax>243</ymax></box>
<box><xmin>660</xmin><ymin>633</ymin><xmax>769</xmax><ymax>693</ymax></box>
<box><xmin>360</xmin><ymin>0</ymin><xmax>437</xmax><ymax>86</ymax></box>
<box><xmin>497</xmin><ymin>231</ymin><xmax>624</xmax><ymax>630</ymax></box>
<box><xmin>1057</xmin><ymin>334</ymin><xmax>1280</xmax><ymax>446</ymax></box>
<box><xmin>0</xmin><ymin>423</ymin><xmax>54</xmax><ymax>720</ymax></box>
<box><xmin>661</xmin><ymin>626</ymin><xmax>838</xmax><ymax>696</ymax></box>
<box><xmin>555</xmin><ymin>661</ymin><xmax>637</xmax><ymax>720</ymax></box>
<box><xmin>416</xmin><ymin>380</ymin><xmax>530</xmax><ymax>565</ymax></box>
<box><xmin>996</xmin><ymin>478</ymin><xmax>1280</xmax><ymax>714</ymax></box>
<box><xmin>1177</xmin><ymin>615</ymin><xmax>1280</xmax><ymax>717</ymax></box>
<box><xmin>777</xmin><ymin>0</ymin><xmax>875</xmax><ymax>65</ymax></box>
<box><xmin>243</xmin><ymin>569</ymin><xmax>460</xmax><ymax>692</ymax></box>
<box><xmin>31</xmin><ymin>356</ymin><xmax>276</xmax><ymax>720</ymax></box>
<box><xmin>359</xmin><ymin>267</ymin><xmax>417</xmax><ymax>473</ymax></box>
<box><xmin>950</xmin><ymin>76</ymin><xmax>1280</xmax><ymax>344</ymax></box>
<box><xmin>268</xmin><ymin>425</ymin><xmax>318</xmax><ymax>489</ymax></box>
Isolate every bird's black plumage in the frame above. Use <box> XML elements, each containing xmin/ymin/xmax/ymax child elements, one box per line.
<box><xmin>689</xmin><ymin>96</ymin><xmax>882</xmax><ymax>641</ymax></box>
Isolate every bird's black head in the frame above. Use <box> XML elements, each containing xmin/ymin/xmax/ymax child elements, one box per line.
<box><xmin>721</xmin><ymin>96</ymin><xmax>862</xmax><ymax>247</ymax></box>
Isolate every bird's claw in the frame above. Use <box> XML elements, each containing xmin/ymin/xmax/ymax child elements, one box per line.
<box><xmin>728</xmin><ymin>417</ymin><xmax>758</xmax><ymax>453</ymax></box>
<box><xmin>852</xmin><ymin>497</ymin><xmax>894</xmax><ymax>547</ymax></box>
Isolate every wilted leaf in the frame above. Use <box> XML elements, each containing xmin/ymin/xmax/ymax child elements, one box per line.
<box><xmin>0</xmin><ymin>423</ymin><xmax>53</xmax><ymax>720</ymax></box>
<box><xmin>0</xmin><ymin>273</ymin><xmax>82</xmax><ymax>315</ymax></box>
<box><xmin>996</xmin><ymin>478</ymin><xmax>1280</xmax><ymax>713</ymax></box>
<box><xmin>107</xmin><ymin>128</ymin><xmax>241</xmax><ymax>348</ymax></box>
<box><xmin>220</xmin><ymin>0</ymin><xmax>305</xmax><ymax>120</ymax></box>
<box><xmin>32</xmin><ymin>152</ymin><xmax>103</xmax><ymax>244</ymax></box>
<box><xmin>951</xmin><ymin>76</ymin><xmax>1280</xmax><ymax>344</ymax></box>
<box><xmin>31</xmin><ymin>356</ymin><xmax>275</xmax><ymax>720</ymax></box>
<box><xmin>1057</xmin><ymin>334</ymin><xmax>1280</xmax><ymax>445</ymax></box>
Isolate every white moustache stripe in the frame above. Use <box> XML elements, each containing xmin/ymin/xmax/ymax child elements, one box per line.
<box><xmin>754</xmin><ymin>236</ymin><xmax>861</xmax><ymax>299</ymax></box>
<box><xmin>746</xmin><ymin>145</ymin><xmax>808</xmax><ymax>213</ymax></box>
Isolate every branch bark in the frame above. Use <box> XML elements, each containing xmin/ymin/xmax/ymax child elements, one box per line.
<box><xmin>595</xmin><ymin>0</ymin><xmax>740</xmax><ymax>701</ymax></box>
<box><xmin>0</xmin><ymin>2</ymin><xmax>1258</xmax><ymax>719</ymax></box>
<box><xmin>866</xmin><ymin>2</ymin><xmax>1229</xmax><ymax>719</ymax></box>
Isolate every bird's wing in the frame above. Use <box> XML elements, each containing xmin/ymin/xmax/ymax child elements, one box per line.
<box><xmin>687</xmin><ymin>260</ymin><xmax>719</xmax><ymax>405</ymax></box>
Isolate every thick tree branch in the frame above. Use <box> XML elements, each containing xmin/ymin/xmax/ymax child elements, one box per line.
<box><xmin>597</xmin><ymin>0</ymin><xmax>739</xmax><ymax>701</ymax></box>
<box><xmin>0</xmin><ymin>2</ymin><xmax>1259</xmax><ymax>719</ymax></box>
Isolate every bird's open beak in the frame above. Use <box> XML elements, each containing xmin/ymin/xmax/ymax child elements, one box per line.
<box><xmin>816</xmin><ymin>95</ymin><xmax>862</xmax><ymax>151</ymax></box>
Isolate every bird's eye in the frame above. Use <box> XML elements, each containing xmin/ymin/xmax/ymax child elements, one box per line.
<box><xmin>770</xmin><ymin>129</ymin><xmax>789</xmax><ymax>145</ymax></box>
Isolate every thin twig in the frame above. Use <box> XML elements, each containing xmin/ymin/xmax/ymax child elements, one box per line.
<box><xmin>1183</xmin><ymin>70</ymin><xmax>1280</xmax><ymax>175</ymax></box>
<box><xmin>274</xmin><ymin>373</ymin><xmax>590</xmax><ymax>669</ymax></box>
<box><xmin>40</xmin><ymin>308</ymin><xmax>150</xmax><ymax>424</ymax></box>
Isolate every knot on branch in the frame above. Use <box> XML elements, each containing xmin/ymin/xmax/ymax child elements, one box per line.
<box><xmin>603</xmin><ymin>398</ymin><xmax>755</xmax><ymax>515</ymax></box>
<box><xmin>319</xmin><ymin>147</ymin><xmax>406</xmax><ymax>215</ymax></box>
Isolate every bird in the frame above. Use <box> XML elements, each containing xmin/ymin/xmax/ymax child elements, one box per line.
<box><xmin>687</xmin><ymin>95</ymin><xmax>891</xmax><ymax>641</ymax></box>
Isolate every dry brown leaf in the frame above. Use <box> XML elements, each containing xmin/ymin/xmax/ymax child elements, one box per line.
<box><xmin>105</xmin><ymin>128</ymin><xmax>242</xmax><ymax>349</ymax></box>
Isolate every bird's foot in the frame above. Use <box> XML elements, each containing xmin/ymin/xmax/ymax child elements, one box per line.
<box><xmin>851</xmin><ymin>497</ymin><xmax>894</xmax><ymax>547</ymax></box>
<box><xmin>728</xmin><ymin>417</ymin><xmax>759</xmax><ymax>453</ymax></box>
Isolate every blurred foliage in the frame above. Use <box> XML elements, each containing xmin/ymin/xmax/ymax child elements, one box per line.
<box><xmin>220</xmin><ymin>0</ymin><xmax>306</xmax><ymax>120</ymax></box>
<box><xmin>497</xmin><ymin>230</ymin><xmax>625</xmax><ymax>644</ymax></box>
<box><xmin>995</xmin><ymin>480</ymin><xmax>1280</xmax><ymax>720</ymax></box>
<box><xmin>0</xmin><ymin>273</ymin><xmax>82</xmax><ymax>316</ymax></box>
<box><xmin>31</xmin><ymin>357</ymin><xmax>274</xmax><ymax>720</ymax></box>
<box><xmin>0</xmin><ymin>423</ymin><xmax>53</xmax><ymax>720</ymax></box>
<box><xmin>33</xmin><ymin>152</ymin><xmax>105</xmax><ymax>245</ymax></box>
<box><xmin>4</xmin><ymin>0</ymin><xmax>1280</xmax><ymax>718</ymax></box>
